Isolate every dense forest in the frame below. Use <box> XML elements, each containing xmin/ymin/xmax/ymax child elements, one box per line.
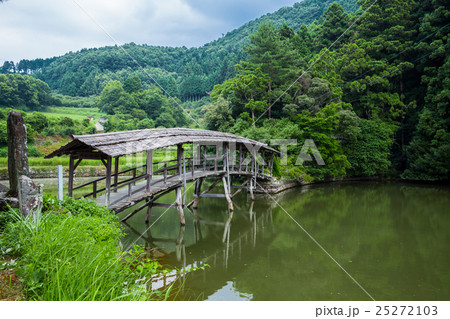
<box><xmin>0</xmin><ymin>0</ymin><xmax>448</xmax><ymax>182</ymax></box>
<box><xmin>203</xmin><ymin>0</ymin><xmax>448</xmax><ymax>181</ymax></box>
<box><xmin>1</xmin><ymin>0</ymin><xmax>359</xmax><ymax>100</ymax></box>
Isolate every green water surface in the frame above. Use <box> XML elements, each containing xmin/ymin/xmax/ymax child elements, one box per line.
<box><xmin>117</xmin><ymin>181</ymin><xmax>450</xmax><ymax>301</ymax></box>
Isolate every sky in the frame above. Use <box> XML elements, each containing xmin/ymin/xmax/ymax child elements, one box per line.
<box><xmin>0</xmin><ymin>0</ymin><xmax>300</xmax><ymax>62</ymax></box>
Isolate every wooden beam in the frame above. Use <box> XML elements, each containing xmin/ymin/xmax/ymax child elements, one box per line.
<box><xmin>113</xmin><ymin>157</ymin><xmax>119</xmax><ymax>192</ymax></box>
<box><xmin>200</xmin><ymin>175</ymin><xmax>223</xmax><ymax>196</ymax></box>
<box><xmin>146</xmin><ymin>150</ymin><xmax>153</xmax><ymax>193</ymax></box>
<box><xmin>223</xmin><ymin>175</ymin><xmax>233</xmax><ymax>211</ymax></box>
<box><xmin>190</xmin><ymin>177</ymin><xmax>203</xmax><ymax>208</ymax></box>
<box><xmin>105</xmin><ymin>156</ymin><xmax>112</xmax><ymax>208</ymax></box>
<box><xmin>68</xmin><ymin>154</ymin><xmax>75</xmax><ymax>197</ymax></box>
<box><xmin>182</xmin><ymin>149</ymin><xmax>187</xmax><ymax>205</ymax></box>
<box><xmin>239</xmin><ymin>144</ymin><xmax>243</xmax><ymax>172</ymax></box>
<box><xmin>200</xmin><ymin>193</ymin><xmax>226</xmax><ymax>198</ymax></box>
<box><xmin>176</xmin><ymin>187</ymin><xmax>185</xmax><ymax>225</ymax></box>
<box><xmin>177</xmin><ymin>144</ymin><xmax>182</xmax><ymax>175</ymax></box>
<box><xmin>74</xmin><ymin>158</ymin><xmax>82</xmax><ymax>171</ymax></box>
<box><xmin>269</xmin><ymin>152</ymin><xmax>274</xmax><ymax>176</ymax></box>
<box><xmin>231</xmin><ymin>180</ymin><xmax>248</xmax><ymax>198</ymax></box>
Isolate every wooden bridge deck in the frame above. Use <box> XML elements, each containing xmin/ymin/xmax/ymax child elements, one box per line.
<box><xmin>97</xmin><ymin>169</ymin><xmax>269</xmax><ymax>213</ymax></box>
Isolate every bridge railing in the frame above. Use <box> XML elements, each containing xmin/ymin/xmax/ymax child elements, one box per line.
<box><xmin>73</xmin><ymin>149</ymin><xmax>273</xmax><ymax>204</ymax></box>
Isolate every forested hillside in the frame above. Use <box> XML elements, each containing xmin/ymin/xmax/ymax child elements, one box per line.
<box><xmin>0</xmin><ymin>0</ymin><xmax>359</xmax><ymax>100</ymax></box>
<box><xmin>203</xmin><ymin>0</ymin><xmax>449</xmax><ymax>181</ymax></box>
<box><xmin>0</xmin><ymin>0</ymin><xmax>448</xmax><ymax>182</ymax></box>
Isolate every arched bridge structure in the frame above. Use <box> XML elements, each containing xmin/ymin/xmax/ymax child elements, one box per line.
<box><xmin>46</xmin><ymin>128</ymin><xmax>279</xmax><ymax>225</ymax></box>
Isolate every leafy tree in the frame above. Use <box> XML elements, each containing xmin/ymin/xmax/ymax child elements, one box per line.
<box><xmin>0</xmin><ymin>120</ymin><xmax>7</xmax><ymax>144</ymax></box>
<box><xmin>123</xmin><ymin>75</ymin><xmax>142</xmax><ymax>94</ymax></box>
<box><xmin>319</xmin><ymin>2</ymin><xmax>350</xmax><ymax>48</ymax></box>
<box><xmin>212</xmin><ymin>66</ymin><xmax>269</xmax><ymax>122</ymax></box>
<box><xmin>203</xmin><ymin>96</ymin><xmax>234</xmax><ymax>132</ymax></box>
<box><xmin>344</xmin><ymin>117</ymin><xmax>396</xmax><ymax>176</ymax></box>
<box><xmin>155</xmin><ymin>112</ymin><xmax>176</xmax><ymax>128</ymax></box>
<box><xmin>293</xmin><ymin>103</ymin><xmax>350</xmax><ymax>178</ymax></box>
<box><xmin>96</xmin><ymin>80</ymin><xmax>137</xmax><ymax>115</ymax></box>
<box><xmin>26</xmin><ymin>112</ymin><xmax>49</xmax><ymax>131</ymax></box>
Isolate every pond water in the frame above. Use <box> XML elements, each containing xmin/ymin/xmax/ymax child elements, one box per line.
<box><xmin>117</xmin><ymin>181</ymin><xmax>450</xmax><ymax>301</ymax></box>
<box><xmin>10</xmin><ymin>178</ymin><xmax>449</xmax><ymax>300</ymax></box>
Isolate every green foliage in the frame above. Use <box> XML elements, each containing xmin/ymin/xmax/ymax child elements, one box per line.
<box><xmin>0</xmin><ymin>74</ymin><xmax>60</xmax><ymax>110</ymax></box>
<box><xmin>97</xmin><ymin>79</ymin><xmax>188</xmax><ymax>131</ymax></box>
<box><xmin>344</xmin><ymin>118</ymin><xmax>396</xmax><ymax>176</ymax></box>
<box><xmin>294</xmin><ymin>103</ymin><xmax>350</xmax><ymax>178</ymax></box>
<box><xmin>0</xmin><ymin>198</ymin><xmax>168</xmax><ymax>301</ymax></box>
<box><xmin>202</xmin><ymin>96</ymin><xmax>234</xmax><ymax>132</ymax></box>
<box><xmin>272</xmin><ymin>156</ymin><xmax>282</xmax><ymax>178</ymax></box>
<box><xmin>0</xmin><ymin>120</ymin><xmax>7</xmax><ymax>144</ymax></box>
<box><xmin>28</xmin><ymin>145</ymin><xmax>43</xmax><ymax>157</ymax></box>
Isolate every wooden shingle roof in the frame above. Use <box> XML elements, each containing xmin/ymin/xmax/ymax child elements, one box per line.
<box><xmin>45</xmin><ymin>128</ymin><xmax>279</xmax><ymax>158</ymax></box>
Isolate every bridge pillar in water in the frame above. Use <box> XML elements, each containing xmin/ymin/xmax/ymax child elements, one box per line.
<box><xmin>176</xmin><ymin>187</ymin><xmax>185</xmax><ymax>225</ymax></box>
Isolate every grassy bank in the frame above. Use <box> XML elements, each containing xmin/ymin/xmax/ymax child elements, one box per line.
<box><xmin>0</xmin><ymin>196</ymin><xmax>177</xmax><ymax>301</ymax></box>
<box><xmin>40</xmin><ymin>106</ymin><xmax>105</xmax><ymax>122</ymax></box>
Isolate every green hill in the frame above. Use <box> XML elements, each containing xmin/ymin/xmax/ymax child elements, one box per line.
<box><xmin>1</xmin><ymin>0</ymin><xmax>359</xmax><ymax>100</ymax></box>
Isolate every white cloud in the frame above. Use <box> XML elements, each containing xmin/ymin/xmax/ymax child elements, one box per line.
<box><xmin>0</xmin><ymin>0</ymin><xmax>297</xmax><ymax>62</ymax></box>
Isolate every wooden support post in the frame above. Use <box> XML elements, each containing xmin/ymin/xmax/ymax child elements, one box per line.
<box><xmin>146</xmin><ymin>150</ymin><xmax>153</xmax><ymax>193</ymax></box>
<box><xmin>182</xmin><ymin>150</ymin><xmax>187</xmax><ymax>206</ymax></box>
<box><xmin>68</xmin><ymin>154</ymin><xmax>75</xmax><ymax>197</ymax></box>
<box><xmin>163</xmin><ymin>163</ymin><xmax>167</xmax><ymax>186</ymax></box>
<box><xmin>177</xmin><ymin>144</ymin><xmax>183</xmax><ymax>176</ymax></box>
<box><xmin>93</xmin><ymin>181</ymin><xmax>97</xmax><ymax>198</ymax></box>
<box><xmin>203</xmin><ymin>145</ymin><xmax>207</xmax><ymax>171</ymax></box>
<box><xmin>105</xmin><ymin>156</ymin><xmax>112</xmax><ymax>208</ymax></box>
<box><xmin>192</xmin><ymin>178</ymin><xmax>203</xmax><ymax>209</ymax></box>
<box><xmin>261</xmin><ymin>150</ymin><xmax>265</xmax><ymax>175</ymax></box>
<box><xmin>231</xmin><ymin>180</ymin><xmax>248</xmax><ymax>198</ymax></box>
<box><xmin>127</xmin><ymin>182</ymin><xmax>132</xmax><ymax>202</ymax></box>
<box><xmin>222</xmin><ymin>175</ymin><xmax>233</xmax><ymax>211</ymax></box>
<box><xmin>132</xmin><ymin>167</ymin><xmax>137</xmax><ymax>186</ymax></box>
<box><xmin>114</xmin><ymin>157</ymin><xmax>119</xmax><ymax>192</ymax></box>
<box><xmin>269</xmin><ymin>152</ymin><xmax>274</xmax><ymax>176</ymax></box>
<box><xmin>176</xmin><ymin>187</ymin><xmax>185</xmax><ymax>225</ymax></box>
<box><xmin>145</xmin><ymin>196</ymin><xmax>153</xmax><ymax>224</ymax></box>
<box><xmin>224</xmin><ymin>142</ymin><xmax>231</xmax><ymax>194</ymax></box>
<box><xmin>239</xmin><ymin>145</ymin><xmax>243</xmax><ymax>172</ymax></box>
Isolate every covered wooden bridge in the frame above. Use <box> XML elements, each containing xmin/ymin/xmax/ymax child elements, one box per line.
<box><xmin>46</xmin><ymin>128</ymin><xmax>279</xmax><ymax>225</ymax></box>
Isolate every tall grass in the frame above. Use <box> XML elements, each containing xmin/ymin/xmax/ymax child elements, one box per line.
<box><xmin>1</xmin><ymin>198</ymin><xmax>166</xmax><ymax>301</ymax></box>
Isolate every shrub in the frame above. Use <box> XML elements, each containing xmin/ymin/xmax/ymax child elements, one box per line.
<box><xmin>28</xmin><ymin>146</ymin><xmax>43</xmax><ymax>157</ymax></box>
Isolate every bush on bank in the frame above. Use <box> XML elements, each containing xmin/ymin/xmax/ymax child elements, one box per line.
<box><xmin>0</xmin><ymin>196</ymin><xmax>169</xmax><ymax>301</ymax></box>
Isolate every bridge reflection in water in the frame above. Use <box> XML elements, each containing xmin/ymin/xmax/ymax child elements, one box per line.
<box><xmin>121</xmin><ymin>196</ymin><xmax>277</xmax><ymax>294</ymax></box>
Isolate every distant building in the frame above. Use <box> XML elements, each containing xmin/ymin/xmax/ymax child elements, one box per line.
<box><xmin>99</xmin><ymin>117</ymin><xmax>108</xmax><ymax>124</ymax></box>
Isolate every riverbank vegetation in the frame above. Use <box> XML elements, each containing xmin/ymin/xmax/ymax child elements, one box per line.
<box><xmin>0</xmin><ymin>196</ymin><xmax>182</xmax><ymax>300</ymax></box>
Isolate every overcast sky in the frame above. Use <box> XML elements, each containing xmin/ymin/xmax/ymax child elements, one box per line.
<box><xmin>0</xmin><ymin>0</ymin><xmax>299</xmax><ymax>62</ymax></box>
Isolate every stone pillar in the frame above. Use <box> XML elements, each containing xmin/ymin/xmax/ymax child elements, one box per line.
<box><xmin>7</xmin><ymin>111</ymin><xmax>29</xmax><ymax>196</ymax></box>
<box><xmin>18</xmin><ymin>175</ymin><xmax>43</xmax><ymax>217</ymax></box>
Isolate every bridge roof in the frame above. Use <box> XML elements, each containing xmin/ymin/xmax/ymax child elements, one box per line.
<box><xmin>45</xmin><ymin>128</ymin><xmax>279</xmax><ymax>158</ymax></box>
